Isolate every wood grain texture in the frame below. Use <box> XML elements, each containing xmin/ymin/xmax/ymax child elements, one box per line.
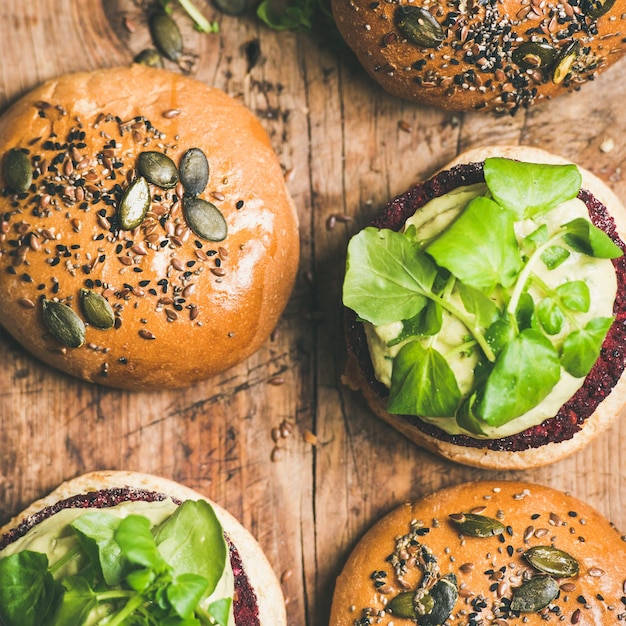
<box><xmin>0</xmin><ymin>2</ymin><xmax>625</xmax><ymax>625</ymax></box>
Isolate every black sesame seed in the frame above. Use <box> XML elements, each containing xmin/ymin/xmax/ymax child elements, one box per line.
<box><xmin>236</xmin><ymin>200</ymin><xmax>244</xmax><ymax>209</ymax></box>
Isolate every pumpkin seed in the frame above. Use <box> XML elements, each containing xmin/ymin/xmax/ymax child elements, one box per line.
<box><xmin>118</xmin><ymin>176</ymin><xmax>151</xmax><ymax>230</ymax></box>
<box><xmin>184</xmin><ymin>197</ymin><xmax>227</xmax><ymax>241</ymax></box>
<box><xmin>134</xmin><ymin>48</ymin><xmax>164</xmax><ymax>69</ymax></box>
<box><xmin>42</xmin><ymin>299</ymin><xmax>85</xmax><ymax>348</ymax></box>
<box><xmin>523</xmin><ymin>546</ymin><xmax>579</xmax><ymax>578</ymax></box>
<box><xmin>149</xmin><ymin>12</ymin><xmax>183</xmax><ymax>62</ymax></box>
<box><xmin>512</xmin><ymin>42</ymin><xmax>557</xmax><ymax>69</ymax></box>
<box><xmin>179</xmin><ymin>148</ymin><xmax>209</xmax><ymax>196</ymax></box>
<box><xmin>388</xmin><ymin>574</ymin><xmax>458</xmax><ymax>624</ymax></box>
<box><xmin>212</xmin><ymin>0</ymin><xmax>248</xmax><ymax>15</ymax></box>
<box><xmin>137</xmin><ymin>151</ymin><xmax>178</xmax><ymax>189</ymax></box>
<box><xmin>449</xmin><ymin>513</ymin><xmax>505</xmax><ymax>538</ymax></box>
<box><xmin>510</xmin><ymin>575</ymin><xmax>559</xmax><ymax>613</ymax></box>
<box><xmin>395</xmin><ymin>6</ymin><xmax>444</xmax><ymax>49</ymax></box>
<box><xmin>553</xmin><ymin>41</ymin><xmax>579</xmax><ymax>84</ymax></box>
<box><xmin>80</xmin><ymin>289</ymin><xmax>115</xmax><ymax>330</ymax></box>
<box><xmin>581</xmin><ymin>0</ymin><xmax>616</xmax><ymax>17</ymax></box>
<box><xmin>3</xmin><ymin>149</ymin><xmax>32</xmax><ymax>193</ymax></box>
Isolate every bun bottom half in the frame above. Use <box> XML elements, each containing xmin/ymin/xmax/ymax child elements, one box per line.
<box><xmin>344</xmin><ymin>146</ymin><xmax>626</xmax><ymax>469</ymax></box>
<box><xmin>0</xmin><ymin>470</ymin><xmax>286</xmax><ymax>626</ymax></box>
<box><xmin>330</xmin><ymin>481</ymin><xmax>626</xmax><ymax>625</ymax></box>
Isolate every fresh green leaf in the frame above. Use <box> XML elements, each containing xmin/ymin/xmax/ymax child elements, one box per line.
<box><xmin>47</xmin><ymin>576</ymin><xmax>98</xmax><ymax>626</ymax></box>
<box><xmin>476</xmin><ymin>329</ymin><xmax>561</xmax><ymax>426</ymax></box>
<box><xmin>556</xmin><ymin>281</ymin><xmax>590</xmax><ymax>313</ymax></box>
<box><xmin>343</xmin><ymin>227</ymin><xmax>436</xmax><ymax>326</ymax></box>
<box><xmin>456</xmin><ymin>393</ymin><xmax>488</xmax><ymax>435</ymax></box>
<box><xmin>167</xmin><ymin>574</ymin><xmax>209</xmax><ymax>619</ymax></box>
<box><xmin>126</xmin><ymin>567</ymin><xmax>156</xmax><ymax>593</ymax></box>
<box><xmin>537</xmin><ymin>298</ymin><xmax>564</xmax><ymax>335</ymax></box>
<box><xmin>0</xmin><ymin>551</ymin><xmax>57</xmax><ymax>626</ymax></box>
<box><xmin>561</xmin><ymin>317</ymin><xmax>613</xmax><ymax>377</ymax></box>
<box><xmin>458</xmin><ymin>283</ymin><xmax>499</xmax><ymax>328</ymax></box>
<box><xmin>541</xmin><ymin>245</ymin><xmax>570</xmax><ymax>269</ymax></box>
<box><xmin>523</xmin><ymin>224</ymin><xmax>549</xmax><ymax>248</ymax></box>
<box><xmin>71</xmin><ymin>510</ymin><xmax>127</xmax><ymax>586</ymax></box>
<box><xmin>425</xmin><ymin>196</ymin><xmax>523</xmax><ymax>292</ymax></box>
<box><xmin>155</xmin><ymin>500</ymin><xmax>227</xmax><ymax>598</ymax></box>
<box><xmin>484</xmin><ymin>157</ymin><xmax>582</xmax><ymax>220</ymax></box>
<box><xmin>388</xmin><ymin>341</ymin><xmax>461</xmax><ymax>417</ymax></box>
<box><xmin>563</xmin><ymin>218</ymin><xmax>623</xmax><ymax>258</ymax></box>
<box><xmin>208</xmin><ymin>598</ymin><xmax>233</xmax><ymax>626</ymax></box>
<box><xmin>257</xmin><ymin>0</ymin><xmax>316</xmax><ymax>30</ymax></box>
<box><xmin>387</xmin><ymin>300</ymin><xmax>443</xmax><ymax>346</ymax></box>
<box><xmin>115</xmin><ymin>515</ymin><xmax>167</xmax><ymax>573</ymax></box>
<box><xmin>515</xmin><ymin>292</ymin><xmax>535</xmax><ymax>331</ymax></box>
<box><xmin>485</xmin><ymin>317</ymin><xmax>516</xmax><ymax>355</ymax></box>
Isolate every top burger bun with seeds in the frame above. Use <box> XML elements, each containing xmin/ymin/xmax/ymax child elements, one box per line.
<box><xmin>331</xmin><ymin>0</ymin><xmax>626</xmax><ymax>113</ymax></box>
<box><xmin>0</xmin><ymin>65</ymin><xmax>299</xmax><ymax>390</ymax></box>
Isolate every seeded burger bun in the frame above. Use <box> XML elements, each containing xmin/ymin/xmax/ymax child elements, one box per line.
<box><xmin>0</xmin><ymin>65</ymin><xmax>299</xmax><ymax>389</ymax></box>
<box><xmin>0</xmin><ymin>470</ymin><xmax>286</xmax><ymax>625</ymax></box>
<box><xmin>343</xmin><ymin>145</ymin><xmax>626</xmax><ymax>469</ymax></box>
<box><xmin>331</xmin><ymin>0</ymin><xmax>626</xmax><ymax>113</ymax></box>
<box><xmin>330</xmin><ymin>481</ymin><xmax>626</xmax><ymax>625</ymax></box>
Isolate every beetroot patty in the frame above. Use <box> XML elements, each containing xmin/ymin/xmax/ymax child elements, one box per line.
<box><xmin>346</xmin><ymin>161</ymin><xmax>626</xmax><ymax>452</ymax></box>
<box><xmin>0</xmin><ymin>487</ymin><xmax>260</xmax><ymax>626</ymax></box>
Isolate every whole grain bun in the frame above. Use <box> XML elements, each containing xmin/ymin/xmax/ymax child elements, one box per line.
<box><xmin>0</xmin><ymin>470</ymin><xmax>286</xmax><ymax>626</ymax></box>
<box><xmin>330</xmin><ymin>481</ymin><xmax>626</xmax><ymax>625</ymax></box>
<box><xmin>343</xmin><ymin>145</ymin><xmax>626</xmax><ymax>469</ymax></box>
<box><xmin>331</xmin><ymin>0</ymin><xmax>626</xmax><ymax>113</ymax></box>
<box><xmin>0</xmin><ymin>65</ymin><xmax>299</xmax><ymax>389</ymax></box>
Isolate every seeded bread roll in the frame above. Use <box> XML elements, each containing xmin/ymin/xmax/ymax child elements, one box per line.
<box><xmin>343</xmin><ymin>145</ymin><xmax>626</xmax><ymax>469</ymax></box>
<box><xmin>0</xmin><ymin>470</ymin><xmax>287</xmax><ymax>626</ymax></box>
<box><xmin>331</xmin><ymin>0</ymin><xmax>626</xmax><ymax>113</ymax></box>
<box><xmin>0</xmin><ymin>65</ymin><xmax>299</xmax><ymax>389</ymax></box>
<box><xmin>330</xmin><ymin>481</ymin><xmax>626</xmax><ymax>625</ymax></box>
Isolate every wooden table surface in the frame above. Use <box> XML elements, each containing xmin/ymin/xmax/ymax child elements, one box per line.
<box><xmin>1</xmin><ymin>2</ymin><xmax>625</xmax><ymax>625</ymax></box>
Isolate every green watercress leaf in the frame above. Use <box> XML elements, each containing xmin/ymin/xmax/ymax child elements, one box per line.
<box><xmin>167</xmin><ymin>573</ymin><xmax>209</xmax><ymax>619</ymax></box>
<box><xmin>155</xmin><ymin>500</ymin><xmax>227</xmax><ymax>598</ymax></box>
<box><xmin>537</xmin><ymin>298</ymin><xmax>564</xmax><ymax>335</ymax></box>
<box><xmin>0</xmin><ymin>551</ymin><xmax>57</xmax><ymax>626</ymax></box>
<box><xmin>484</xmin><ymin>157</ymin><xmax>582</xmax><ymax>220</ymax></box>
<box><xmin>388</xmin><ymin>341</ymin><xmax>461</xmax><ymax>417</ymax></box>
<box><xmin>387</xmin><ymin>300</ymin><xmax>443</xmax><ymax>346</ymax></box>
<box><xmin>523</xmin><ymin>224</ymin><xmax>549</xmax><ymax>248</ymax></box>
<box><xmin>126</xmin><ymin>567</ymin><xmax>156</xmax><ymax>593</ymax></box>
<box><xmin>476</xmin><ymin>329</ymin><xmax>561</xmax><ymax>426</ymax></box>
<box><xmin>257</xmin><ymin>0</ymin><xmax>317</xmax><ymax>30</ymax></box>
<box><xmin>458</xmin><ymin>282</ymin><xmax>499</xmax><ymax>328</ymax></box>
<box><xmin>456</xmin><ymin>393</ymin><xmax>487</xmax><ymax>436</ymax></box>
<box><xmin>425</xmin><ymin>196</ymin><xmax>523</xmax><ymax>292</ymax></box>
<box><xmin>48</xmin><ymin>576</ymin><xmax>98</xmax><ymax>626</ymax></box>
<box><xmin>515</xmin><ymin>292</ymin><xmax>535</xmax><ymax>331</ymax></box>
<box><xmin>563</xmin><ymin>218</ymin><xmax>623</xmax><ymax>258</ymax></box>
<box><xmin>208</xmin><ymin>598</ymin><xmax>233</xmax><ymax>626</ymax></box>
<box><xmin>556</xmin><ymin>280</ymin><xmax>590</xmax><ymax>313</ymax></box>
<box><xmin>343</xmin><ymin>227</ymin><xmax>436</xmax><ymax>325</ymax></box>
<box><xmin>561</xmin><ymin>317</ymin><xmax>613</xmax><ymax>377</ymax></box>
<box><xmin>485</xmin><ymin>317</ymin><xmax>516</xmax><ymax>355</ymax></box>
<box><xmin>71</xmin><ymin>510</ymin><xmax>126</xmax><ymax>586</ymax></box>
<box><xmin>115</xmin><ymin>515</ymin><xmax>167</xmax><ymax>573</ymax></box>
<box><xmin>541</xmin><ymin>245</ymin><xmax>570</xmax><ymax>269</ymax></box>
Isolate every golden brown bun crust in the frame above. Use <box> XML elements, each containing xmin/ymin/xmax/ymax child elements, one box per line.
<box><xmin>0</xmin><ymin>470</ymin><xmax>287</xmax><ymax>626</ymax></box>
<box><xmin>343</xmin><ymin>145</ymin><xmax>626</xmax><ymax>469</ymax></box>
<box><xmin>0</xmin><ymin>65</ymin><xmax>299</xmax><ymax>389</ymax></box>
<box><xmin>331</xmin><ymin>0</ymin><xmax>626</xmax><ymax>112</ymax></box>
<box><xmin>330</xmin><ymin>481</ymin><xmax>626</xmax><ymax>625</ymax></box>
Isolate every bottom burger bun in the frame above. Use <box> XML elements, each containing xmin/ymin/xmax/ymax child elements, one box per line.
<box><xmin>330</xmin><ymin>481</ymin><xmax>626</xmax><ymax>625</ymax></box>
<box><xmin>343</xmin><ymin>145</ymin><xmax>626</xmax><ymax>470</ymax></box>
<box><xmin>0</xmin><ymin>470</ymin><xmax>286</xmax><ymax>626</ymax></box>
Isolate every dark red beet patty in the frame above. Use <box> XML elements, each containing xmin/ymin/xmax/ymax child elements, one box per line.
<box><xmin>346</xmin><ymin>161</ymin><xmax>626</xmax><ymax>452</ymax></box>
<box><xmin>0</xmin><ymin>487</ymin><xmax>260</xmax><ymax>626</ymax></box>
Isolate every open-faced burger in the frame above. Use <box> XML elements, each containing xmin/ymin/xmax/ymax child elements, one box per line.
<box><xmin>0</xmin><ymin>471</ymin><xmax>286</xmax><ymax>626</ymax></box>
<box><xmin>342</xmin><ymin>145</ymin><xmax>626</xmax><ymax>469</ymax></box>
